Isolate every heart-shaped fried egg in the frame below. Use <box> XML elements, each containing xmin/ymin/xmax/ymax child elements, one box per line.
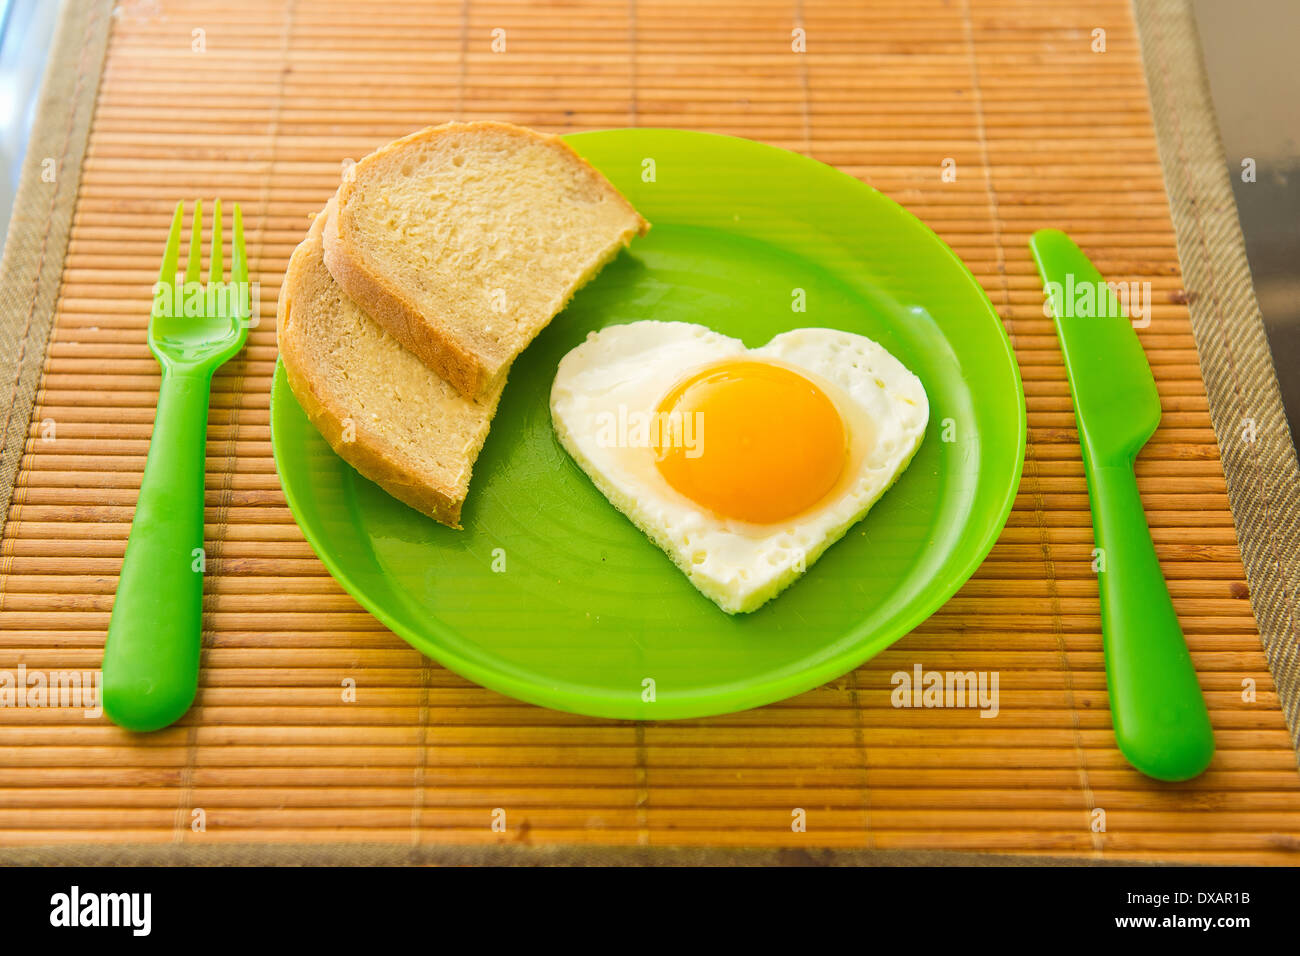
<box><xmin>550</xmin><ymin>321</ymin><xmax>929</xmax><ymax>613</ymax></box>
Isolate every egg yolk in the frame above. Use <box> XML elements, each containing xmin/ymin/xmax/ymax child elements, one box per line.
<box><xmin>653</xmin><ymin>360</ymin><xmax>846</xmax><ymax>524</ymax></box>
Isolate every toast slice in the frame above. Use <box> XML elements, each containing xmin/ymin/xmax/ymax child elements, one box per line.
<box><xmin>322</xmin><ymin>121</ymin><xmax>648</xmax><ymax>399</ymax></box>
<box><xmin>277</xmin><ymin>202</ymin><xmax>504</xmax><ymax>528</ymax></box>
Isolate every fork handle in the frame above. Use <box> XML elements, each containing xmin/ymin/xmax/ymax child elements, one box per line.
<box><xmin>1090</xmin><ymin>459</ymin><xmax>1215</xmax><ymax>781</ymax></box>
<box><xmin>103</xmin><ymin>368</ymin><xmax>212</xmax><ymax>732</ymax></box>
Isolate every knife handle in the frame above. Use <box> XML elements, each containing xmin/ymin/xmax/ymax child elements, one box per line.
<box><xmin>1089</xmin><ymin>459</ymin><xmax>1215</xmax><ymax>781</ymax></box>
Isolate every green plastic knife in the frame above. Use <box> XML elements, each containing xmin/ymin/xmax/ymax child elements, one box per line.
<box><xmin>1029</xmin><ymin>229</ymin><xmax>1214</xmax><ymax>782</ymax></box>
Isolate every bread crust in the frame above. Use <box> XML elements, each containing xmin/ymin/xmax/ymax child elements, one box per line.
<box><xmin>322</xmin><ymin>120</ymin><xmax>649</xmax><ymax>400</ymax></box>
<box><xmin>321</xmin><ymin>197</ymin><xmax>488</xmax><ymax>400</ymax></box>
<box><xmin>277</xmin><ymin>212</ymin><xmax>487</xmax><ymax>529</ymax></box>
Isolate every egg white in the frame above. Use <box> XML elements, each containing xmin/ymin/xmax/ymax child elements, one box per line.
<box><xmin>549</xmin><ymin>320</ymin><xmax>929</xmax><ymax>614</ymax></box>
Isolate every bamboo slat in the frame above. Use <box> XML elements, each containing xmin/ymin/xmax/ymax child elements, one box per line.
<box><xmin>0</xmin><ymin>0</ymin><xmax>1296</xmax><ymax>864</ymax></box>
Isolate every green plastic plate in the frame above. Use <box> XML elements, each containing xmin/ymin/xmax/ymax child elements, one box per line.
<box><xmin>270</xmin><ymin>128</ymin><xmax>1026</xmax><ymax>720</ymax></box>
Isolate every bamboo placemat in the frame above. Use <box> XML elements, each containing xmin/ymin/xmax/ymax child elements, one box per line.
<box><xmin>1</xmin><ymin>0</ymin><xmax>1298</xmax><ymax>865</ymax></box>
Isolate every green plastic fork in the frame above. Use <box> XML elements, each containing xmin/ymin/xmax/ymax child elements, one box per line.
<box><xmin>102</xmin><ymin>200</ymin><xmax>250</xmax><ymax>732</ymax></box>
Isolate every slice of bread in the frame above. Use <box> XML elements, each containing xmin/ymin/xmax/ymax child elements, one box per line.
<box><xmin>322</xmin><ymin>121</ymin><xmax>648</xmax><ymax>399</ymax></box>
<box><xmin>277</xmin><ymin>201</ymin><xmax>504</xmax><ymax>528</ymax></box>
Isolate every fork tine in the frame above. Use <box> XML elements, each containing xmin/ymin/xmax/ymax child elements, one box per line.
<box><xmin>184</xmin><ymin>199</ymin><xmax>202</xmax><ymax>286</ymax></box>
<box><xmin>158</xmin><ymin>201</ymin><xmax>184</xmax><ymax>286</ymax></box>
<box><xmin>208</xmin><ymin>198</ymin><xmax>223</xmax><ymax>284</ymax></box>
<box><xmin>232</xmin><ymin>203</ymin><xmax>249</xmax><ymax>317</ymax></box>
